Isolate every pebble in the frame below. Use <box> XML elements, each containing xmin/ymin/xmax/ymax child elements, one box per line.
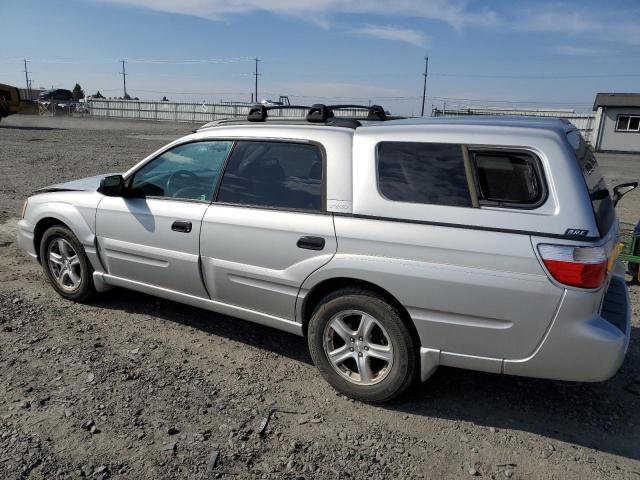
<box><xmin>469</xmin><ymin>467</ymin><xmax>479</xmax><ymax>476</ymax></box>
<box><xmin>94</xmin><ymin>465</ymin><xmax>108</xmax><ymax>475</ymax></box>
<box><xmin>167</xmin><ymin>426</ymin><xmax>180</xmax><ymax>435</ymax></box>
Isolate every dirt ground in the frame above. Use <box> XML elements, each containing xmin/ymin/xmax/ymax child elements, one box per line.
<box><xmin>1</xmin><ymin>114</ymin><xmax>639</xmax><ymax>480</ymax></box>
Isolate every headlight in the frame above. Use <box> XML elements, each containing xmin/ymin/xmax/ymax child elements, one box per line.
<box><xmin>21</xmin><ymin>199</ymin><xmax>28</xmax><ymax>218</ymax></box>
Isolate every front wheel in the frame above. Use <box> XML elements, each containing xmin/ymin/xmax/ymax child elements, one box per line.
<box><xmin>39</xmin><ymin>225</ymin><xmax>96</xmax><ymax>302</ymax></box>
<box><xmin>307</xmin><ymin>288</ymin><xmax>418</xmax><ymax>403</ymax></box>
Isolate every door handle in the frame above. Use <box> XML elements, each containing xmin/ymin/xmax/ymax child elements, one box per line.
<box><xmin>297</xmin><ymin>236</ymin><xmax>325</xmax><ymax>251</ymax></box>
<box><xmin>171</xmin><ymin>220</ymin><xmax>192</xmax><ymax>233</ymax></box>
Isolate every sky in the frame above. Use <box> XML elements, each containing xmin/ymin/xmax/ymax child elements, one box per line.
<box><xmin>2</xmin><ymin>0</ymin><xmax>639</xmax><ymax>115</ymax></box>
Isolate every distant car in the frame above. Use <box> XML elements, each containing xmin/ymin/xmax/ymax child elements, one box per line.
<box><xmin>16</xmin><ymin>104</ymin><xmax>633</xmax><ymax>402</ymax></box>
<box><xmin>39</xmin><ymin>89</ymin><xmax>74</xmax><ymax>102</ymax></box>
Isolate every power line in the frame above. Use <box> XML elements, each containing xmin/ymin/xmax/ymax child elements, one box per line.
<box><xmin>431</xmin><ymin>73</ymin><xmax>640</xmax><ymax>79</ymax></box>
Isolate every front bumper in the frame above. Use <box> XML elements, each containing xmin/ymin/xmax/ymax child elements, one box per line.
<box><xmin>503</xmin><ymin>273</ymin><xmax>631</xmax><ymax>382</ymax></box>
<box><xmin>16</xmin><ymin>219</ymin><xmax>37</xmax><ymax>259</ymax></box>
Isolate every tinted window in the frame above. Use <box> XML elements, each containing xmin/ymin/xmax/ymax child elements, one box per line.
<box><xmin>567</xmin><ymin>130</ymin><xmax>614</xmax><ymax>235</ymax></box>
<box><xmin>129</xmin><ymin>141</ymin><xmax>232</xmax><ymax>201</ymax></box>
<box><xmin>217</xmin><ymin>141</ymin><xmax>322</xmax><ymax>211</ymax></box>
<box><xmin>377</xmin><ymin>142</ymin><xmax>471</xmax><ymax>207</ymax></box>
<box><xmin>473</xmin><ymin>152</ymin><xmax>543</xmax><ymax>206</ymax></box>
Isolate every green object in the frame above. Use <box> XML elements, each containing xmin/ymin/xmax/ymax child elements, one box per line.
<box><xmin>618</xmin><ymin>221</ymin><xmax>640</xmax><ymax>266</ymax></box>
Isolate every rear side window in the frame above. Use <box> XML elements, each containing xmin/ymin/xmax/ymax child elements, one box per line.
<box><xmin>567</xmin><ymin>130</ymin><xmax>614</xmax><ymax>235</ymax></box>
<box><xmin>377</xmin><ymin>142</ymin><xmax>471</xmax><ymax>207</ymax></box>
<box><xmin>472</xmin><ymin>151</ymin><xmax>544</xmax><ymax>207</ymax></box>
<box><xmin>216</xmin><ymin>141</ymin><xmax>323</xmax><ymax>211</ymax></box>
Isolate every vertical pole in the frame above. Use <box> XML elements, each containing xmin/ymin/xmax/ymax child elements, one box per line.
<box><xmin>254</xmin><ymin>57</ymin><xmax>260</xmax><ymax>103</ymax></box>
<box><xmin>420</xmin><ymin>56</ymin><xmax>428</xmax><ymax>117</ymax></box>
<box><xmin>23</xmin><ymin>59</ymin><xmax>30</xmax><ymax>101</ymax></box>
<box><xmin>121</xmin><ymin>60</ymin><xmax>127</xmax><ymax>99</ymax></box>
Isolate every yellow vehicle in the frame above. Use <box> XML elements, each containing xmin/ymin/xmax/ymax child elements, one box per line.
<box><xmin>0</xmin><ymin>83</ymin><xmax>36</xmax><ymax>121</ymax></box>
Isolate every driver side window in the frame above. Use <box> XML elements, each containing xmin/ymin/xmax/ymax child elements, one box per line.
<box><xmin>129</xmin><ymin>141</ymin><xmax>232</xmax><ymax>202</ymax></box>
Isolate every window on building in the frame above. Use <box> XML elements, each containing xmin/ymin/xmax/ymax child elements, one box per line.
<box><xmin>376</xmin><ymin>142</ymin><xmax>471</xmax><ymax>207</ymax></box>
<box><xmin>616</xmin><ymin>115</ymin><xmax>640</xmax><ymax>132</ymax></box>
<box><xmin>216</xmin><ymin>141</ymin><xmax>323</xmax><ymax>211</ymax></box>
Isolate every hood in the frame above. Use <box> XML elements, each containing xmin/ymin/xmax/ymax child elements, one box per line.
<box><xmin>34</xmin><ymin>174</ymin><xmax>118</xmax><ymax>194</ymax></box>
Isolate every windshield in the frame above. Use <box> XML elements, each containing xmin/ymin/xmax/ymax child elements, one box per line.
<box><xmin>567</xmin><ymin>130</ymin><xmax>615</xmax><ymax>237</ymax></box>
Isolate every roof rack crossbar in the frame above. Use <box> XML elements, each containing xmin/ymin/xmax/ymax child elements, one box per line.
<box><xmin>247</xmin><ymin>104</ymin><xmax>312</xmax><ymax>122</ymax></box>
<box><xmin>326</xmin><ymin>104</ymin><xmax>386</xmax><ymax>121</ymax></box>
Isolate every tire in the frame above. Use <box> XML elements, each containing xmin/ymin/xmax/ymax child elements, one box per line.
<box><xmin>39</xmin><ymin>225</ymin><xmax>96</xmax><ymax>302</ymax></box>
<box><xmin>307</xmin><ymin>288</ymin><xmax>418</xmax><ymax>403</ymax></box>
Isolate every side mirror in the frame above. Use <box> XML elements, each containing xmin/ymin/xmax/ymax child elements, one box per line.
<box><xmin>99</xmin><ymin>174</ymin><xmax>125</xmax><ymax>197</ymax></box>
<box><xmin>612</xmin><ymin>181</ymin><xmax>638</xmax><ymax>207</ymax></box>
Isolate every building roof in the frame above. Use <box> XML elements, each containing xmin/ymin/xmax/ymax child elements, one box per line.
<box><xmin>593</xmin><ymin>93</ymin><xmax>640</xmax><ymax>111</ymax></box>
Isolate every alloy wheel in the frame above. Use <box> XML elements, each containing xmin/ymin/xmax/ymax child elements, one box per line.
<box><xmin>322</xmin><ymin>309</ymin><xmax>394</xmax><ymax>386</ymax></box>
<box><xmin>47</xmin><ymin>237</ymin><xmax>83</xmax><ymax>292</ymax></box>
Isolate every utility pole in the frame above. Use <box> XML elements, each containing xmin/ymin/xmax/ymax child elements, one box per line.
<box><xmin>120</xmin><ymin>59</ymin><xmax>128</xmax><ymax>99</ymax></box>
<box><xmin>23</xmin><ymin>59</ymin><xmax>32</xmax><ymax>101</ymax></box>
<box><xmin>420</xmin><ymin>56</ymin><xmax>428</xmax><ymax>117</ymax></box>
<box><xmin>254</xmin><ymin>57</ymin><xmax>261</xmax><ymax>104</ymax></box>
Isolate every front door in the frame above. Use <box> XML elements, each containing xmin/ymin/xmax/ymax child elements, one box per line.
<box><xmin>200</xmin><ymin>140</ymin><xmax>337</xmax><ymax>320</ymax></box>
<box><xmin>95</xmin><ymin>140</ymin><xmax>232</xmax><ymax>297</ymax></box>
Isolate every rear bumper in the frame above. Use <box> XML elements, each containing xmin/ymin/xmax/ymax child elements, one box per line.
<box><xmin>419</xmin><ymin>273</ymin><xmax>631</xmax><ymax>382</ymax></box>
<box><xmin>503</xmin><ymin>273</ymin><xmax>630</xmax><ymax>382</ymax></box>
<box><xmin>16</xmin><ymin>219</ymin><xmax>37</xmax><ymax>259</ymax></box>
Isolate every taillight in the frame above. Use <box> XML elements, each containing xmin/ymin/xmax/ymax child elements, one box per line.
<box><xmin>538</xmin><ymin>244</ymin><xmax>608</xmax><ymax>289</ymax></box>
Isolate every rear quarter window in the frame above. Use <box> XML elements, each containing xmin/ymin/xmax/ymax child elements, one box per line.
<box><xmin>376</xmin><ymin>142</ymin><xmax>471</xmax><ymax>207</ymax></box>
<box><xmin>471</xmin><ymin>150</ymin><xmax>545</xmax><ymax>208</ymax></box>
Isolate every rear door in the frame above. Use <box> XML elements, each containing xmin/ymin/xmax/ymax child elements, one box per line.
<box><xmin>200</xmin><ymin>140</ymin><xmax>336</xmax><ymax>320</ymax></box>
<box><xmin>95</xmin><ymin>140</ymin><xmax>232</xmax><ymax>297</ymax></box>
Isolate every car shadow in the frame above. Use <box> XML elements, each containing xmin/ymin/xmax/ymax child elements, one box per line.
<box><xmin>90</xmin><ymin>288</ymin><xmax>312</xmax><ymax>364</ymax></box>
<box><xmin>91</xmin><ymin>289</ymin><xmax>640</xmax><ymax>462</ymax></box>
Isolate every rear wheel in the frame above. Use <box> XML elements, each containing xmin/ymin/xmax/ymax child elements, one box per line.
<box><xmin>307</xmin><ymin>288</ymin><xmax>418</xmax><ymax>403</ymax></box>
<box><xmin>39</xmin><ymin>226</ymin><xmax>95</xmax><ymax>302</ymax></box>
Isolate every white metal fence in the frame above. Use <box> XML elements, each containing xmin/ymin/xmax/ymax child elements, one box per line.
<box><xmin>432</xmin><ymin>106</ymin><xmax>596</xmax><ymax>143</ymax></box>
<box><xmin>85</xmin><ymin>100</ymin><xmax>598</xmax><ymax>144</ymax></box>
<box><xmin>86</xmin><ymin>99</ymin><xmax>367</xmax><ymax>123</ymax></box>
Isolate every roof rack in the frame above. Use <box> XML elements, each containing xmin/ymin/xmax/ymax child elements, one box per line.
<box><xmin>196</xmin><ymin>103</ymin><xmax>395</xmax><ymax>132</ymax></box>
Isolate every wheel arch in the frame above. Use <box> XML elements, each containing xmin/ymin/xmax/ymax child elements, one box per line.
<box><xmin>33</xmin><ymin>217</ymin><xmax>72</xmax><ymax>262</ymax></box>
<box><xmin>300</xmin><ymin>277</ymin><xmax>421</xmax><ymax>348</ymax></box>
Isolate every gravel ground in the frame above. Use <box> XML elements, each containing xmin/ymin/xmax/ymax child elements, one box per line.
<box><xmin>1</xmin><ymin>114</ymin><xmax>639</xmax><ymax>479</ymax></box>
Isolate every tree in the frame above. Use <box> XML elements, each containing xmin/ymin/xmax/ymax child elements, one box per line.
<box><xmin>161</xmin><ymin>96</ymin><xmax>169</xmax><ymax>102</ymax></box>
<box><xmin>72</xmin><ymin>83</ymin><xmax>85</xmax><ymax>101</ymax></box>
<box><xmin>92</xmin><ymin>91</ymin><xmax>105</xmax><ymax>99</ymax></box>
